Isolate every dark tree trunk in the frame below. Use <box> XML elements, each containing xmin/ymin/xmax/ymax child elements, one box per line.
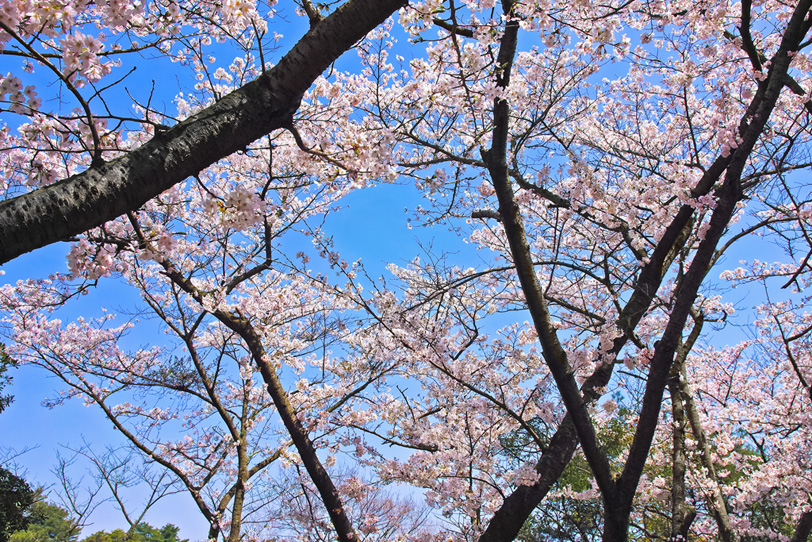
<box><xmin>791</xmin><ymin>511</ymin><xmax>812</xmax><ymax>542</ymax></box>
<box><xmin>0</xmin><ymin>0</ymin><xmax>406</xmax><ymax>264</ymax></box>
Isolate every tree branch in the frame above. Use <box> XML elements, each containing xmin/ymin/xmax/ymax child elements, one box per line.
<box><xmin>0</xmin><ymin>0</ymin><xmax>406</xmax><ymax>264</ymax></box>
<box><xmin>611</xmin><ymin>2</ymin><xmax>812</xmax><ymax>534</ymax></box>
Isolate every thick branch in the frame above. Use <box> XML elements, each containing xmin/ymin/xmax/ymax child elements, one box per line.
<box><xmin>791</xmin><ymin>510</ymin><xmax>812</xmax><ymax>542</ymax></box>
<box><xmin>0</xmin><ymin>0</ymin><xmax>406</xmax><ymax>264</ymax></box>
<box><xmin>484</xmin><ymin>0</ymin><xmax>616</xmax><ymax>499</ymax></box>
<box><xmin>478</xmin><ymin>415</ymin><xmax>579</xmax><ymax>542</ymax></box>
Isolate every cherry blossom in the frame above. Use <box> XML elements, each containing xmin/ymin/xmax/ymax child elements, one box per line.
<box><xmin>3</xmin><ymin>1</ymin><xmax>812</xmax><ymax>541</ymax></box>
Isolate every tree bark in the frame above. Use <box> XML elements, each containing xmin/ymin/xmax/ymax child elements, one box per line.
<box><xmin>0</xmin><ymin>0</ymin><xmax>406</xmax><ymax>264</ymax></box>
<box><xmin>668</xmin><ymin>320</ymin><xmax>703</xmax><ymax>541</ymax></box>
<box><xmin>669</xmin><ymin>373</ymin><xmax>688</xmax><ymax>540</ymax></box>
<box><xmin>791</xmin><ymin>510</ymin><xmax>812</xmax><ymax>542</ymax></box>
<box><xmin>478</xmin><ymin>415</ymin><xmax>579</xmax><ymax>542</ymax></box>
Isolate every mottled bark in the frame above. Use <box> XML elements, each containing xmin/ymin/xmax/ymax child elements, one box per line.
<box><xmin>227</xmin><ymin>428</ymin><xmax>249</xmax><ymax>542</ymax></box>
<box><xmin>478</xmin><ymin>415</ymin><xmax>579</xmax><ymax>542</ymax></box>
<box><xmin>669</xmin><ymin>320</ymin><xmax>703</xmax><ymax>541</ymax></box>
<box><xmin>0</xmin><ymin>0</ymin><xmax>406</xmax><ymax>264</ymax></box>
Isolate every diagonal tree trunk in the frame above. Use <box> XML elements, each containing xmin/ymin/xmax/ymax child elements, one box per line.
<box><xmin>0</xmin><ymin>0</ymin><xmax>406</xmax><ymax>264</ymax></box>
<box><xmin>791</xmin><ymin>510</ymin><xmax>812</xmax><ymax>542</ymax></box>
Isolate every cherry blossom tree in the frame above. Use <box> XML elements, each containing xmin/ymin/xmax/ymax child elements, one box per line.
<box><xmin>0</xmin><ymin>116</ymin><xmax>428</xmax><ymax>540</ymax></box>
<box><xmin>320</xmin><ymin>0</ymin><xmax>812</xmax><ymax>539</ymax></box>
<box><xmin>0</xmin><ymin>0</ymin><xmax>406</xmax><ymax>263</ymax></box>
<box><xmin>3</xmin><ymin>0</ymin><xmax>812</xmax><ymax>541</ymax></box>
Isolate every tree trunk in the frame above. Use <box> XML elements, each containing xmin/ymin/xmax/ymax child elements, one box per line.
<box><xmin>669</xmin><ymin>373</ymin><xmax>688</xmax><ymax>540</ymax></box>
<box><xmin>227</xmin><ymin>439</ymin><xmax>249</xmax><ymax>542</ymax></box>
<box><xmin>0</xmin><ymin>0</ymin><xmax>406</xmax><ymax>264</ymax></box>
<box><xmin>602</xmin><ymin>505</ymin><xmax>631</xmax><ymax>542</ymax></box>
<box><xmin>791</xmin><ymin>510</ymin><xmax>812</xmax><ymax>542</ymax></box>
<box><xmin>478</xmin><ymin>415</ymin><xmax>579</xmax><ymax>542</ymax></box>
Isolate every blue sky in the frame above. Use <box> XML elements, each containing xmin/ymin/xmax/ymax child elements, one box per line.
<box><xmin>0</xmin><ymin>178</ymin><xmax>468</xmax><ymax>539</ymax></box>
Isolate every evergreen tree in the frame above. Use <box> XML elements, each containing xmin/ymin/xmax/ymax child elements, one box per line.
<box><xmin>80</xmin><ymin>523</ymin><xmax>186</xmax><ymax>542</ymax></box>
<box><xmin>0</xmin><ymin>468</ymin><xmax>35</xmax><ymax>542</ymax></box>
<box><xmin>0</xmin><ymin>344</ymin><xmax>16</xmax><ymax>414</ymax></box>
<box><xmin>9</xmin><ymin>500</ymin><xmax>80</xmax><ymax>542</ymax></box>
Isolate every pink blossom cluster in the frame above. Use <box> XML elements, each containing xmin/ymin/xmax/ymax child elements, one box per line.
<box><xmin>60</xmin><ymin>32</ymin><xmax>112</xmax><ymax>85</ymax></box>
<box><xmin>3</xmin><ymin>0</ymin><xmax>812</xmax><ymax>539</ymax></box>
<box><xmin>0</xmin><ymin>73</ymin><xmax>39</xmax><ymax>112</ymax></box>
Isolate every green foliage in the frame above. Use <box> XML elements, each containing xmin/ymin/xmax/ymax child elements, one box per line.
<box><xmin>501</xmin><ymin>409</ymin><xmax>634</xmax><ymax>542</ymax></box>
<box><xmin>740</xmin><ymin>498</ymin><xmax>797</xmax><ymax>542</ymax></box>
<box><xmin>0</xmin><ymin>344</ymin><xmax>16</xmax><ymax>414</ymax></box>
<box><xmin>8</xmin><ymin>500</ymin><xmax>80</xmax><ymax>542</ymax></box>
<box><xmin>80</xmin><ymin>523</ymin><xmax>186</xmax><ymax>542</ymax></box>
<box><xmin>0</xmin><ymin>467</ymin><xmax>36</xmax><ymax>542</ymax></box>
<box><xmin>1</xmin><ymin>468</ymin><xmax>182</xmax><ymax>542</ymax></box>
